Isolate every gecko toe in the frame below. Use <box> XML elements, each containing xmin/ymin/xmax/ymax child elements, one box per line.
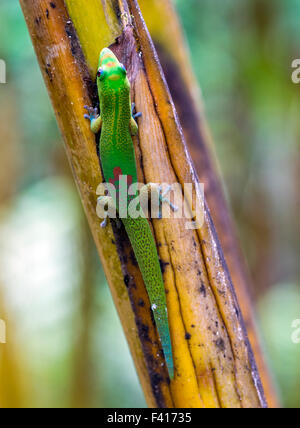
<box><xmin>84</xmin><ymin>105</ymin><xmax>99</xmax><ymax>121</ymax></box>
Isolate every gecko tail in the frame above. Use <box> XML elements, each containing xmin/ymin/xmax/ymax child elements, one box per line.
<box><xmin>163</xmin><ymin>342</ymin><xmax>174</xmax><ymax>380</ymax></box>
<box><xmin>167</xmin><ymin>359</ymin><xmax>174</xmax><ymax>380</ymax></box>
<box><xmin>155</xmin><ymin>307</ymin><xmax>174</xmax><ymax>380</ymax></box>
<box><xmin>123</xmin><ymin>216</ymin><xmax>174</xmax><ymax>380</ymax></box>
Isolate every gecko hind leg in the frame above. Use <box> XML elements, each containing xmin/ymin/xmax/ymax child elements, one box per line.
<box><xmin>160</xmin><ymin>185</ymin><xmax>178</xmax><ymax>213</ymax></box>
<box><xmin>96</xmin><ymin>195</ymin><xmax>117</xmax><ymax>228</ymax></box>
<box><xmin>140</xmin><ymin>183</ymin><xmax>178</xmax><ymax>219</ymax></box>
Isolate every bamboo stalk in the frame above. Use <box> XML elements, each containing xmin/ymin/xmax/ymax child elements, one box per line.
<box><xmin>19</xmin><ymin>0</ymin><xmax>267</xmax><ymax>408</ymax></box>
<box><xmin>138</xmin><ymin>0</ymin><xmax>278</xmax><ymax>409</ymax></box>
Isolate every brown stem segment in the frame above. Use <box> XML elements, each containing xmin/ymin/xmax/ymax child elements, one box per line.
<box><xmin>138</xmin><ymin>0</ymin><xmax>278</xmax><ymax>408</ymax></box>
<box><xmin>19</xmin><ymin>0</ymin><xmax>267</xmax><ymax>408</ymax></box>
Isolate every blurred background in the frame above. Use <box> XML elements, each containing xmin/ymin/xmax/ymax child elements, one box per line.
<box><xmin>0</xmin><ymin>0</ymin><xmax>299</xmax><ymax>408</ymax></box>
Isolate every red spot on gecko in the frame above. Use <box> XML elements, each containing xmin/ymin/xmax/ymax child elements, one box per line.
<box><xmin>109</xmin><ymin>167</ymin><xmax>133</xmax><ymax>187</ymax></box>
<box><xmin>109</xmin><ymin>167</ymin><xmax>122</xmax><ymax>186</ymax></box>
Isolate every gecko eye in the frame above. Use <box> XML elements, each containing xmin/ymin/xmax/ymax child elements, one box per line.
<box><xmin>120</xmin><ymin>63</ymin><xmax>127</xmax><ymax>75</ymax></box>
<box><xmin>97</xmin><ymin>68</ymin><xmax>105</xmax><ymax>80</ymax></box>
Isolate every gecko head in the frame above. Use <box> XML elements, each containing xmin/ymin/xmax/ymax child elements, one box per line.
<box><xmin>97</xmin><ymin>48</ymin><xmax>129</xmax><ymax>92</ymax></box>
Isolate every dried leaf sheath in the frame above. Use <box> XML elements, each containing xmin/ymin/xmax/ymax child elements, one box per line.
<box><xmin>138</xmin><ymin>0</ymin><xmax>278</xmax><ymax>408</ymax></box>
<box><xmin>19</xmin><ymin>0</ymin><xmax>267</xmax><ymax>408</ymax></box>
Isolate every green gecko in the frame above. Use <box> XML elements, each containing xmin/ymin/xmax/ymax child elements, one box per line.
<box><xmin>84</xmin><ymin>48</ymin><xmax>174</xmax><ymax>379</ymax></box>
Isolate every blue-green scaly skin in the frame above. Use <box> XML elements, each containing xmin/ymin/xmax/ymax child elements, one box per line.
<box><xmin>94</xmin><ymin>48</ymin><xmax>174</xmax><ymax>379</ymax></box>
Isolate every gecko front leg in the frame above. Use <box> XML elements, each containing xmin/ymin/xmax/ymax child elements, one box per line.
<box><xmin>84</xmin><ymin>105</ymin><xmax>102</xmax><ymax>134</ymax></box>
<box><xmin>131</xmin><ymin>102</ymin><xmax>142</xmax><ymax>120</ymax></box>
<box><xmin>130</xmin><ymin>103</ymin><xmax>141</xmax><ymax>136</ymax></box>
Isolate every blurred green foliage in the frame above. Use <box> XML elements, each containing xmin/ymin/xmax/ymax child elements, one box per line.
<box><xmin>0</xmin><ymin>0</ymin><xmax>299</xmax><ymax>408</ymax></box>
<box><xmin>0</xmin><ymin>0</ymin><xmax>145</xmax><ymax>408</ymax></box>
<box><xmin>0</xmin><ymin>0</ymin><xmax>59</xmax><ymax>185</ymax></box>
